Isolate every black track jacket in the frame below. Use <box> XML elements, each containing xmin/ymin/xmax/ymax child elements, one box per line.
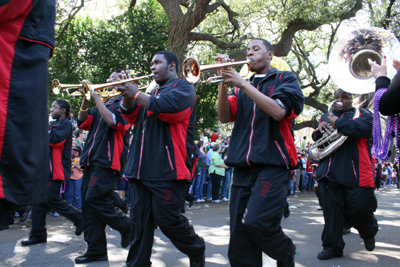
<box><xmin>49</xmin><ymin>118</ymin><xmax>72</xmax><ymax>181</ymax></box>
<box><xmin>226</xmin><ymin>68</ymin><xmax>304</xmax><ymax>169</ymax></box>
<box><xmin>312</xmin><ymin>108</ymin><xmax>375</xmax><ymax>188</ymax></box>
<box><xmin>78</xmin><ymin>96</ymin><xmax>130</xmax><ymax>173</ymax></box>
<box><xmin>121</xmin><ymin>78</ymin><xmax>196</xmax><ymax>182</ymax></box>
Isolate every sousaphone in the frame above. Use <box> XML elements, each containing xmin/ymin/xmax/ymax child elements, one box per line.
<box><xmin>310</xmin><ymin>27</ymin><xmax>400</xmax><ymax>161</ymax></box>
<box><xmin>329</xmin><ymin>27</ymin><xmax>400</xmax><ymax>94</ymax></box>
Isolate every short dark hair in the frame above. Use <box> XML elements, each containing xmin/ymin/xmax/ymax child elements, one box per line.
<box><xmin>156</xmin><ymin>51</ymin><xmax>179</xmax><ymax>72</ymax></box>
<box><xmin>75</xmin><ymin>129</ymin><xmax>83</xmax><ymax>138</ymax></box>
<box><xmin>55</xmin><ymin>99</ymin><xmax>71</xmax><ymax>120</ymax></box>
<box><xmin>197</xmin><ymin>140</ymin><xmax>204</xmax><ymax>148</ymax></box>
<box><xmin>335</xmin><ymin>88</ymin><xmax>353</xmax><ymax>99</ymax></box>
<box><xmin>72</xmin><ymin>146</ymin><xmax>82</xmax><ymax>156</ymax></box>
<box><xmin>114</xmin><ymin>69</ymin><xmax>122</xmax><ymax>73</ymax></box>
<box><xmin>252</xmin><ymin>38</ymin><xmax>274</xmax><ymax>52</ymax></box>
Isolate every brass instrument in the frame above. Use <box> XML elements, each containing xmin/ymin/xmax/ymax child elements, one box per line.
<box><xmin>51</xmin><ymin>79</ymin><xmax>82</xmax><ymax>95</ymax></box>
<box><xmin>52</xmin><ymin>74</ymin><xmax>154</xmax><ymax>100</ymax></box>
<box><xmin>182</xmin><ymin>58</ymin><xmax>251</xmax><ymax>84</ymax></box>
<box><xmin>329</xmin><ymin>27</ymin><xmax>400</xmax><ymax>94</ymax></box>
<box><xmin>309</xmin><ymin>27</ymin><xmax>400</xmax><ymax>160</ymax></box>
<box><xmin>309</xmin><ymin>102</ymin><xmax>361</xmax><ymax>161</ymax></box>
<box><xmin>81</xmin><ymin>74</ymin><xmax>154</xmax><ymax>100</ymax></box>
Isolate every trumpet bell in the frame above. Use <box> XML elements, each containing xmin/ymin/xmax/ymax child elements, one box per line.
<box><xmin>52</xmin><ymin>79</ymin><xmax>60</xmax><ymax>94</ymax></box>
<box><xmin>182</xmin><ymin>58</ymin><xmax>201</xmax><ymax>84</ymax></box>
<box><xmin>329</xmin><ymin>27</ymin><xmax>400</xmax><ymax>94</ymax></box>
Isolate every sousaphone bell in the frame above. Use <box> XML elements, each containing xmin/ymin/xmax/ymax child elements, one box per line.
<box><xmin>329</xmin><ymin>27</ymin><xmax>400</xmax><ymax>94</ymax></box>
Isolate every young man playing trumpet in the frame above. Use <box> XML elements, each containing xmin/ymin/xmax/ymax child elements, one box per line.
<box><xmin>74</xmin><ymin>70</ymin><xmax>132</xmax><ymax>264</ymax></box>
<box><xmin>312</xmin><ymin>89</ymin><xmax>378</xmax><ymax>260</ymax></box>
<box><xmin>215</xmin><ymin>38</ymin><xmax>304</xmax><ymax>267</ymax></box>
<box><xmin>116</xmin><ymin>51</ymin><xmax>206</xmax><ymax>267</ymax></box>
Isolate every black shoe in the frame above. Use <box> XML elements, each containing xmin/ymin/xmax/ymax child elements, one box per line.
<box><xmin>342</xmin><ymin>227</ymin><xmax>351</xmax><ymax>235</ymax></box>
<box><xmin>21</xmin><ymin>237</ymin><xmax>47</xmax><ymax>246</ymax></box>
<box><xmin>186</xmin><ymin>193</ymin><xmax>195</xmax><ymax>208</ymax></box>
<box><xmin>20</xmin><ymin>207</ymin><xmax>31</xmax><ymax>223</ymax></box>
<box><xmin>364</xmin><ymin>237</ymin><xmax>375</xmax><ymax>251</ymax></box>
<box><xmin>190</xmin><ymin>253</ymin><xmax>205</xmax><ymax>267</ymax></box>
<box><xmin>0</xmin><ymin>224</ymin><xmax>9</xmax><ymax>231</ymax></box>
<box><xmin>75</xmin><ymin>221</ymin><xmax>83</xmax><ymax>236</ymax></box>
<box><xmin>75</xmin><ymin>253</ymin><xmax>108</xmax><ymax>264</ymax></box>
<box><xmin>283</xmin><ymin>208</ymin><xmax>290</xmax><ymax>219</ymax></box>
<box><xmin>317</xmin><ymin>247</ymin><xmax>343</xmax><ymax>260</ymax></box>
<box><xmin>120</xmin><ymin>225</ymin><xmax>132</xmax><ymax>248</ymax></box>
<box><xmin>277</xmin><ymin>246</ymin><xmax>295</xmax><ymax>267</ymax></box>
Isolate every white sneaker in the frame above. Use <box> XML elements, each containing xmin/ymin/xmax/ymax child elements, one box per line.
<box><xmin>196</xmin><ymin>199</ymin><xmax>205</xmax><ymax>203</ymax></box>
<box><xmin>221</xmin><ymin>197</ymin><xmax>228</xmax><ymax>202</ymax></box>
<box><xmin>207</xmin><ymin>198</ymin><xmax>212</xmax><ymax>201</ymax></box>
<box><xmin>212</xmin><ymin>199</ymin><xmax>221</xmax><ymax>203</ymax></box>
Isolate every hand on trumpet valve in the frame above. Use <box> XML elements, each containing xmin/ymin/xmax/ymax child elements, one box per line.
<box><xmin>116</xmin><ymin>77</ymin><xmax>139</xmax><ymax>99</ymax></box>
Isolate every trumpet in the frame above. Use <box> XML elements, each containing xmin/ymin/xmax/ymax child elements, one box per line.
<box><xmin>52</xmin><ymin>74</ymin><xmax>155</xmax><ymax>100</ymax></box>
<box><xmin>51</xmin><ymin>79</ymin><xmax>82</xmax><ymax>95</ymax></box>
<box><xmin>182</xmin><ymin>58</ymin><xmax>251</xmax><ymax>84</ymax></box>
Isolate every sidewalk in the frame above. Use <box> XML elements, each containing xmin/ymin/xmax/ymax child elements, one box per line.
<box><xmin>1</xmin><ymin>187</ymin><xmax>400</xmax><ymax>266</ymax></box>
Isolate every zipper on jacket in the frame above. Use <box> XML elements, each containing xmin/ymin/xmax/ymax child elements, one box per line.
<box><xmin>107</xmin><ymin>141</ymin><xmax>111</xmax><ymax>161</ymax></box>
<box><xmin>352</xmin><ymin>160</ymin><xmax>358</xmax><ymax>179</ymax></box>
<box><xmin>87</xmin><ymin>117</ymin><xmax>103</xmax><ymax>166</ymax></box>
<box><xmin>245</xmin><ymin>75</ymin><xmax>275</xmax><ymax>166</ymax></box>
<box><xmin>326</xmin><ymin>156</ymin><xmax>332</xmax><ymax>177</ymax></box>
<box><xmin>275</xmin><ymin>141</ymin><xmax>289</xmax><ymax>169</ymax></box>
<box><xmin>165</xmin><ymin>146</ymin><xmax>174</xmax><ymax>170</ymax></box>
<box><xmin>246</xmin><ymin>102</ymin><xmax>257</xmax><ymax>166</ymax></box>
<box><xmin>137</xmin><ymin>120</ymin><xmax>146</xmax><ymax>179</ymax></box>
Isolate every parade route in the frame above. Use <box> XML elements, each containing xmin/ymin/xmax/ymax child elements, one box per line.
<box><xmin>1</xmin><ymin>187</ymin><xmax>400</xmax><ymax>267</ymax></box>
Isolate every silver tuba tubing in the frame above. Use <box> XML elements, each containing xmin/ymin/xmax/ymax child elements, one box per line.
<box><xmin>309</xmin><ymin>103</ymin><xmax>360</xmax><ymax>161</ymax></box>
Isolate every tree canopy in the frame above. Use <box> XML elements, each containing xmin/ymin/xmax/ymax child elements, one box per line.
<box><xmin>51</xmin><ymin>0</ymin><xmax>399</xmax><ymax>136</ymax></box>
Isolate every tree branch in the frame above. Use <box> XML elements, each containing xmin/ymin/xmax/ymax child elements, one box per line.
<box><xmin>56</xmin><ymin>0</ymin><xmax>85</xmax><ymax>46</ymax></box>
<box><xmin>273</xmin><ymin>0</ymin><xmax>363</xmax><ymax>56</ymax></box>
<box><xmin>294</xmin><ymin>119</ymin><xmax>318</xmax><ymax>130</ymax></box>
<box><xmin>189</xmin><ymin>32</ymin><xmax>246</xmax><ymax>49</ymax></box>
<box><xmin>128</xmin><ymin>0</ymin><xmax>137</xmax><ymax>12</ymax></box>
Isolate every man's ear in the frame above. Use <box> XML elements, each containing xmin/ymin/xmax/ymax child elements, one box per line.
<box><xmin>268</xmin><ymin>51</ymin><xmax>274</xmax><ymax>61</ymax></box>
<box><xmin>170</xmin><ymin>62</ymin><xmax>176</xmax><ymax>71</ymax></box>
<box><xmin>61</xmin><ymin>108</ymin><xmax>66</xmax><ymax>115</ymax></box>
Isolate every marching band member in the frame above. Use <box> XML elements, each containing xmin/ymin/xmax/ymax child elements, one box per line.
<box><xmin>216</xmin><ymin>38</ymin><xmax>304</xmax><ymax>267</ymax></box>
<box><xmin>117</xmin><ymin>51</ymin><xmax>206</xmax><ymax>267</ymax></box>
<box><xmin>312</xmin><ymin>89</ymin><xmax>378</xmax><ymax>260</ymax></box>
<box><xmin>74</xmin><ymin>70</ymin><xmax>131</xmax><ymax>264</ymax></box>
<box><xmin>22</xmin><ymin>99</ymin><xmax>82</xmax><ymax>246</ymax></box>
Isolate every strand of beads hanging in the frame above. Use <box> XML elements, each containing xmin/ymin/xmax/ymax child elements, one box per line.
<box><xmin>372</xmin><ymin>89</ymin><xmax>396</xmax><ymax>161</ymax></box>
<box><xmin>396</xmin><ymin>114</ymin><xmax>400</xmax><ymax>163</ymax></box>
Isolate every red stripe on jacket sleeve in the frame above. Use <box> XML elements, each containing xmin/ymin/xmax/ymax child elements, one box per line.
<box><xmin>121</xmin><ymin>104</ymin><xmax>141</xmax><ymax>126</ymax></box>
<box><xmin>111</xmin><ymin>130</ymin><xmax>126</xmax><ymax>172</ymax></box>
<box><xmin>228</xmin><ymin>95</ymin><xmax>238</xmax><ymax>122</ymax></box>
<box><xmin>79</xmin><ymin>114</ymin><xmax>94</xmax><ymax>131</ymax></box>
<box><xmin>0</xmin><ymin>0</ymin><xmax>33</xmax><ymax>199</ymax></box>
<box><xmin>50</xmin><ymin>140</ymin><xmax>67</xmax><ymax>180</ymax></box>
<box><xmin>279</xmin><ymin>110</ymin><xmax>298</xmax><ymax>168</ymax></box>
<box><xmin>170</xmin><ymin>121</ymin><xmax>191</xmax><ymax>181</ymax></box>
<box><xmin>155</xmin><ymin>108</ymin><xmax>191</xmax><ymax>124</ymax></box>
<box><xmin>357</xmin><ymin>138</ymin><xmax>375</xmax><ymax>187</ymax></box>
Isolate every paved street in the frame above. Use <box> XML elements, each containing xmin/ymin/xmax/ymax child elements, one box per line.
<box><xmin>1</xmin><ymin>187</ymin><xmax>400</xmax><ymax>267</ymax></box>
